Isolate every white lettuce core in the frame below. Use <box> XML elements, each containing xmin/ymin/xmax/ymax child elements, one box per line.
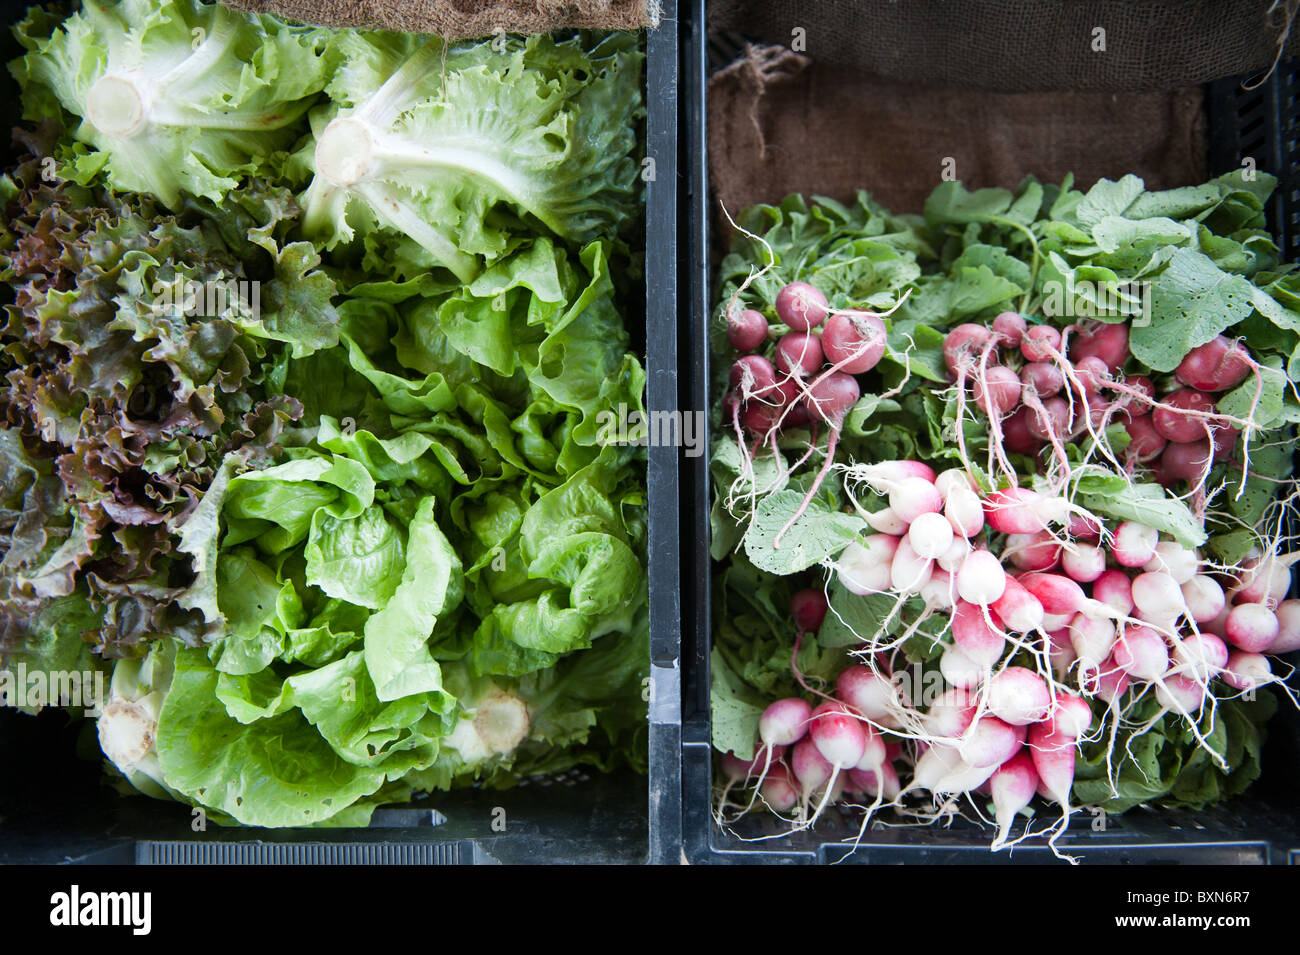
<box><xmin>98</xmin><ymin>695</ymin><xmax>159</xmax><ymax>768</ymax></box>
<box><xmin>315</xmin><ymin>117</ymin><xmax>374</xmax><ymax>188</ymax></box>
<box><xmin>85</xmin><ymin>75</ymin><xmax>147</xmax><ymax>138</ymax></box>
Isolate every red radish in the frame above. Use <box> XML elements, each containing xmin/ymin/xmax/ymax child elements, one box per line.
<box><xmin>1144</xmin><ymin>542</ymin><xmax>1199</xmax><ymax>585</ymax></box>
<box><xmin>809</xmin><ymin>702</ymin><xmax>867</xmax><ymax>769</ymax></box>
<box><xmin>1026</xmin><ymin>396</ymin><xmax>1072</xmax><ymax>442</ymax></box>
<box><xmin>958</xmin><ymin>716</ymin><xmax>1023</xmax><ymax>768</ymax></box>
<box><xmin>1093</xmin><ymin>569</ymin><xmax>1135</xmax><ymax>616</ymax></box>
<box><xmin>1069</xmin><ymin>612</ymin><xmax>1117</xmax><ymax>672</ymax></box>
<box><xmin>1072</xmin><ymin>356</ymin><xmax>1110</xmax><ymax>396</ymax></box>
<box><xmin>741</xmin><ymin>401</ymin><xmax>782</xmax><ymax>435</ymax></box>
<box><xmin>1114</xmin><ymin>624</ymin><xmax>1169</xmax><ymax>680</ymax></box>
<box><xmin>1006</xmin><ymin>531</ymin><xmax>1062</xmax><ymax>572</ymax></box>
<box><xmin>1130</xmin><ymin>572</ymin><xmax>1185</xmax><ymax>622</ymax></box>
<box><xmin>1156</xmin><ymin>674</ymin><xmax>1206</xmax><ymax>714</ymax></box>
<box><xmin>891</xmin><ymin>535</ymin><xmax>935</xmax><ymax>593</ymax></box>
<box><xmin>790</xmin><ymin>738</ymin><xmax>833</xmax><ymax>796</ymax></box>
<box><xmin>952</xmin><ymin>598</ymin><xmax>1007</xmax><ymax>668</ymax></box>
<box><xmin>775</xmin><ymin>331</ymin><xmax>825</xmax><ymax>378</ymax></box>
<box><xmin>991</xmin><ymin>576</ymin><xmax>1046</xmax><ymax>633</ymax></box>
<box><xmin>983</xmin><ymin>487</ymin><xmax>1049</xmax><ymax>534</ymax></box>
<box><xmin>790</xmin><ymin>589</ymin><xmax>829</xmax><ymax>633</ymax></box>
<box><xmin>1069</xmin><ymin>321</ymin><xmax>1129</xmax><ymax>373</ymax></box>
<box><xmin>821</xmin><ymin>310</ymin><xmax>887</xmax><ymax>374</ymax></box>
<box><xmin>987</xmin><ymin>666</ymin><xmax>1052</xmax><ymax>725</ymax></box>
<box><xmin>1094</xmin><ymin>656</ymin><xmax>1130</xmax><ymax>703</ymax></box>
<box><xmin>1062</xmin><ymin>543</ymin><xmax>1105</xmax><ymax>583</ymax></box>
<box><xmin>836</xmin><ymin>666</ymin><xmax>901</xmax><ymax>728</ymax></box>
<box><xmin>923</xmin><ymin>688</ymin><xmax>977</xmax><ymax>737</ymax></box>
<box><xmin>1175</xmin><ymin>335</ymin><xmax>1252</xmax><ymax>392</ymax></box>
<box><xmin>856</xmin><ymin>460</ymin><xmax>939</xmax><ymax>490</ymax></box>
<box><xmin>989</xmin><ymin>751</ymin><xmax>1038</xmax><ymax>848</ymax></box>
<box><xmin>1112</xmin><ymin>522</ymin><xmax>1158</xmax><ymax>568</ymax></box>
<box><xmin>1021</xmin><ymin>361</ymin><xmax>1064</xmax><ymax>398</ymax></box>
<box><xmin>889</xmin><ymin>476</ymin><xmax>944</xmax><ymax>523</ymax></box>
<box><xmin>1067</xmin><ymin>513</ymin><xmax>1103</xmax><ymax>543</ymax></box>
<box><xmin>908</xmin><ymin>511</ymin><xmax>955</xmax><ymax>559</ymax></box>
<box><xmin>1002</xmin><ymin>406</ymin><xmax>1042</xmax><ymax>455</ymax></box>
<box><xmin>956</xmin><ymin>549</ymin><xmax>1007</xmax><ymax>605</ymax></box>
<box><xmin>1160</xmin><ymin>439</ymin><xmax>1213</xmax><ymax>484</ymax></box>
<box><xmin>1048</xmin><ymin>627</ymin><xmax>1078</xmax><ymax>677</ymax></box>
<box><xmin>1042</xmin><ymin>610</ymin><xmax>1075</xmax><ymax>632</ymax></box>
<box><xmin>760</xmin><ymin>697</ymin><xmax>813</xmax><ymax>747</ymax></box>
<box><xmin>1027</xmin><ymin>722</ymin><xmax>1075</xmax><ymax>807</ymax></box>
<box><xmin>938</xmin><ymin>533</ymin><xmax>973</xmax><ymax>573</ymax></box>
<box><xmin>1225</xmin><ymin>603</ymin><xmax>1280</xmax><ymax>652</ymax></box>
<box><xmin>1223</xmin><ymin>651</ymin><xmax>1272</xmax><ymax>691</ymax></box>
<box><xmin>992</xmin><ymin>311</ymin><xmax>1028</xmax><ymax>347</ymax></box>
<box><xmin>849</xmin><ymin>762</ymin><xmax>901</xmax><ymax>800</ymax></box>
<box><xmin>760</xmin><ymin>764</ymin><xmax>800</xmax><ymax>812</ymax></box>
<box><xmin>729</xmin><ymin>355</ymin><xmax>778</xmax><ymax>399</ymax></box>
<box><xmin>1044</xmin><ymin>691</ymin><xmax>1094</xmax><ymax>739</ymax></box>
<box><xmin>1021</xmin><ymin>324</ymin><xmax>1061</xmax><ymax>362</ymax></box>
<box><xmin>1272</xmin><ymin>600</ymin><xmax>1300</xmax><ymax>654</ymax></box>
<box><xmin>853</xmin><ymin>723</ymin><xmax>888</xmax><ymax>773</ymax></box>
<box><xmin>943</xmin><ymin>323</ymin><xmax>995</xmax><ymax>376</ymax></box>
<box><xmin>1124</xmin><ymin>414</ymin><xmax>1166</xmax><ymax>461</ymax></box>
<box><xmin>1171</xmin><ymin>633</ymin><xmax>1228</xmax><ymax>681</ymax></box>
<box><xmin>837</xmin><ymin>536</ymin><xmax>900</xmax><ymax>595</ymax></box>
<box><xmin>1152</xmin><ymin>388</ymin><xmax>1216</xmax><ymax>443</ymax></box>
<box><xmin>727</xmin><ymin>308</ymin><xmax>769</xmax><ymax>351</ymax></box>
<box><xmin>864</xmin><ymin>507</ymin><xmax>909</xmax><ymax>536</ymax></box>
<box><xmin>772</xmin><ymin>371</ymin><xmax>859</xmax><ymax>548</ymax></box>
<box><xmin>974</xmin><ymin>365</ymin><xmax>1022</xmax><ymax>416</ymax></box>
<box><xmin>774</xmin><ymin>282</ymin><xmax>829</xmax><ymax>332</ymax></box>
<box><xmin>940</xmin><ymin>642</ymin><xmax>985</xmax><ymax>689</ymax></box>
<box><xmin>1018</xmin><ymin>572</ymin><xmax>1087</xmax><ymax>617</ymax></box>
<box><xmin>1210</xmin><ymin>423</ymin><xmax>1240</xmax><ymax>461</ymax></box>
<box><xmin>944</xmin><ymin>485</ymin><xmax>986</xmax><ymax>538</ymax></box>
<box><xmin>1181</xmin><ymin>575</ymin><xmax>1226</xmax><ymax>624</ymax></box>
<box><xmin>934</xmin><ymin>468</ymin><xmax>976</xmax><ymax>499</ymax></box>
<box><xmin>911</xmin><ymin>743</ymin><xmax>964</xmax><ymax>791</ymax></box>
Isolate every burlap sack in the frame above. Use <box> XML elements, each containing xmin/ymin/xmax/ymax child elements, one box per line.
<box><xmin>709</xmin><ymin>45</ymin><xmax>1208</xmax><ymax>220</ymax></box>
<box><xmin>709</xmin><ymin>0</ymin><xmax>1297</xmax><ymax>93</ymax></box>
<box><xmin>225</xmin><ymin>0</ymin><xmax>657</xmax><ymax>36</ymax></box>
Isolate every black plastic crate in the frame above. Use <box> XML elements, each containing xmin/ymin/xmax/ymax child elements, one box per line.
<box><xmin>0</xmin><ymin>0</ymin><xmax>681</xmax><ymax>866</ymax></box>
<box><xmin>681</xmin><ymin>0</ymin><xmax>1300</xmax><ymax>864</ymax></box>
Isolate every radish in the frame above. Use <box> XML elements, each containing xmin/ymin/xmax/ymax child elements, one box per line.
<box><xmin>1067</xmin><ymin>513</ymin><xmax>1104</xmax><ymax>543</ymax></box>
<box><xmin>1124</xmin><ymin>415</ymin><xmax>1167</xmax><ymax>461</ymax></box>
<box><xmin>1113</xmin><ymin>625</ymin><xmax>1170</xmax><ymax>681</ymax></box>
<box><xmin>889</xmin><ymin>476</ymin><xmax>944</xmax><ymax>523</ymax></box>
<box><xmin>791</xmin><ymin>588</ymin><xmax>829</xmax><ymax>633</ymax></box>
<box><xmin>772</xmin><ymin>372</ymin><xmax>859</xmax><ymax>547</ymax></box>
<box><xmin>1224</xmin><ymin>603</ymin><xmax>1280</xmax><ymax>653</ymax></box>
<box><xmin>908</xmin><ymin>511</ymin><xmax>954</xmax><ymax>559</ymax></box>
<box><xmin>943</xmin><ymin>324</ymin><xmax>994</xmax><ymax>376</ymax></box>
<box><xmin>1026</xmin><ymin>396</ymin><xmax>1072</xmax><ymax>443</ymax></box>
<box><xmin>836</xmin><ymin>666</ymin><xmax>902</xmax><ymax>728</ymax></box>
<box><xmin>974</xmin><ymin>365</ymin><xmax>1022</xmax><ymax>416</ymax></box>
<box><xmin>1181</xmin><ymin>575</ymin><xmax>1226</xmax><ymax>624</ymax></box>
<box><xmin>1170</xmin><ymin>633</ymin><xmax>1228</xmax><ymax>681</ymax></box>
<box><xmin>958</xmin><ymin>716</ymin><xmax>1023</xmax><ymax>768</ymax></box>
<box><xmin>864</xmin><ymin>507</ymin><xmax>909</xmax><ymax>535</ymax></box>
<box><xmin>1094</xmin><ymin>657</ymin><xmax>1130</xmax><ymax>703</ymax></box>
<box><xmin>1069</xmin><ymin>321</ymin><xmax>1129</xmax><ymax>373</ymax></box>
<box><xmin>911</xmin><ymin>743</ymin><xmax>965</xmax><ymax>791</ymax></box>
<box><xmin>1021</xmin><ymin>361</ymin><xmax>1064</xmax><ymax>398</ymax></box>
<box><xmin>1002</xmin><ymin>406</ymin><xmax>1043</xmax><ymax>455</ymax></box>
<box><xmin>934</xmin><ymin>468</ymin><xmax>976</xmax><ymax>500</ymax></box>
<box><xmin>956</xmin><ymin>549</ymin><xmax>1008</xmax><ymax>605</ymax></box>
<box><xmin>987</xmin><ymin>666</ymin><xmax>1053</xmax><ymax>725</ymax></box>
<box><xmin>807</xmin><ymin>702</ymin><xmax>868</xmax><ymax>820</ymax></box>
<box><xmin>1006</xmin><ymin>530</ymin><xmax>1062</xmax><ymax>572</ymax></box>
<box><xmin>920</xmin><ymin>567</ymin><xmax>956</xmax><ymax>611</ymax></box>
<box><xmin>940</xmin><ymin>642</ymin><xmax>985</xmax><ymax>689</ymax></box>
<box><xmin>991</xmin><ymin>576</ymin><xmax>1046</xmax><ymax>633</ymax></box>
<box><xmin>989</xmin><ymin>751</ymin><xmax>1038</xmax><ymax>848</ymax></box>
<box><xmin>1061</xmin><ymin>543</ymin><xmax>1106</xmax><ymax>583</ymax></box>
<box><xmin>952</xmin><ymin>598</ymin><xmax>1008</xmax><ymax>668</ymax></box>
<box><xmin>849</xmin><ymin>762</ymin><xmax>901</xmax><ymax>800</ymax></box>
<box><xmin>1160</xmin><ymin>440</ymin><xmax>1213</xmax><ymax>484</ymax></box>
<box><xmin>992</xmin><ymin>311</ymin><xmax>1028</xmax><ymax>347</ymax></box>
<box><xmin>924</xmin><ymin>688</ymin><xmax>978</xmax><ymax>736</ymax></box>
<box><xmin>1151</xmin><ymin>388</ymin><xmax>1216</xmax><ymax>443</ymax></box>
<box><xmin>856</xmin><ymin>460</ymin><xmax>939</xmax><ymax>490</ymax></box>
<box><xmin>944</xmin><ymin>485</ymin><xmax>986</xmax><ymax>538</ymax></box>
<box><xmin>1175</xmin><ymin>335</ymin><xmax>1253</xmax><ymax>392</ymax></box>
<box><xmin>1048</xmin><ymin>627</ymin><xmax>1078</xmax><ymax>678</ymax></box>
<box><xmin>729</xmin><ymin>355</ymin><xmax>779</xmax><ymax>401</ymax></box>
<box><xmin>837</xmin><ymin>536</ymin><xmax>900</xmax><ymax>595</ymax></box>
<box><xmin>1223</xmin><ymin>651</ymin><xmax>1272</xmax><ymax>691</ymax></box>
<box><xmin>1156</xmin><ymin>673</ymin><xmax>1205</xmax><ymax>714</ymax></box>
<box><xmin>1044</xmin><ymin>691</ymin><xmax>1094</xmax><ymax>739</ymax></box>
<box><xmin>1027</xmin><ymin>722</ymin><xmax>1075</xmax><ymax>807</ymax></box>
<box><xmin>759</xmin><ymin>764</ymin><xmax>800</xmax><ymax>812</ymax></box>
<box><xmin>759</xmin><ymin>697</ymin><xmax>812</xmax><ymax>749</ymax></box>
<box><xmin>1018</xmin><ymin>572</ymin><xmax>1087</xmax><ymax>617</ymax></box>
<box><xmin>822</xmin><ymin>310</ymin><xmax>887</xmax><ymax>373</ymax></box>
<box><xmin>983</xmin><ymin>487</ymin><xmax>1050</xmax><ymax>534</ymax></box>
<box><xmin>1272</xmin><ymin>600</ymin><xmax>1300</xmax><ymax>653</ymax></box>
<box><xmin>1130</xmin><ymin>572</ymin><xmax>1186</xmax><ymax>622</ymax></box>
<box><xmin>938</xmin><ymin>533</ymin><xmax>973</xmax><ymax>573</ymax></box>
<box><xmin>790</xmin><ymin>737</ymin><xmax>833</xmax><ymax>802</ymax></box>
<box><xmin>775</xmin><ymin>331</ymin><xmax>825</xmax><ymax>378</ymax></box>
<box><xmin>1069</xmin><ymin>612</ymin><xmax>1117</xmax><ymax>672</ymax></box>
<box><xmin>727</xmin><ymin>308</ymin><xmax>769</xmax><ymax>352</ymax></box>
<box><xmin>1112</xmin><ymin>522</ymin><xmax>1159</xmax><ymax>568</ymax></box>
<box><xmin>1144</xmin><ymin>542</ymin><xmax>1199</xmax><ymax>585</ymax></box>
<box><xmin>774</xmin><ymin>281</ymin><xmax>829</xmax><ymax>332</ymax></box>
<box><xmin>1072</xmin><ymin>356</ymin><xmax>1110</xmax><ymax>396</ymax></box>
<box><xmin>890</xmin><ymin>535</ymin><xmax>934</xmax><ymax>593</ymax></box>
<box><xmin>1093</xmin><ymin>569</ymin><xmax>1135</xmax><ymax>616</ymax></box>
<box><xmin>1021</xmin><ymin>324</ymin><xmax>1061</xmax><ymax>362</ymax></box>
